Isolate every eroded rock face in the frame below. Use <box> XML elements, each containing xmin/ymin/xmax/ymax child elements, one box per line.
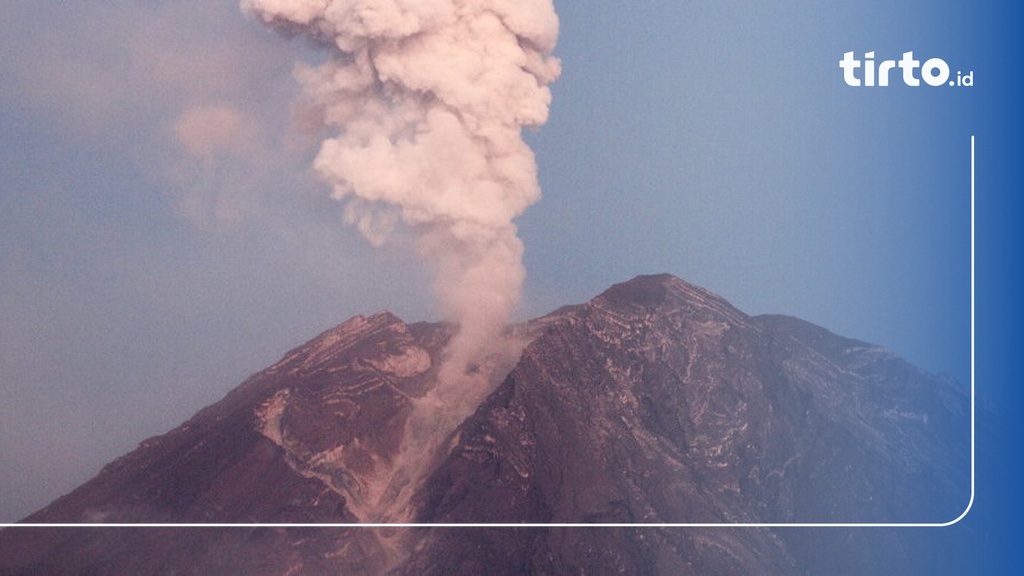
<box><xmin>0</xmin><ymin>275</ymin><xmax>971</xmax><ymax>575</ymax></box>
<box><xmin>405</xmin><ymin>275</ymin><xmax>970</xmax><ymax>575</ymax></box>
<box><xmin>0</xmin><ymin>312</ymin><xmax>458</xmax><ymax>575</ymax></box>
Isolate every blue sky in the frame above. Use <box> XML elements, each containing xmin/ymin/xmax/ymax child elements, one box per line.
<box><xmin>525</xmin><ymin>2</ymin><xmax>978</xmax><ymax>421</ymax></box>
<box><xmin>0</xmin><ymin>0</ymin><xmax>1009</xmax><ymax>534</ymax></box>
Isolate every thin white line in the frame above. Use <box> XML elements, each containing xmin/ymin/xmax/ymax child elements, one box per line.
<box><xmin>3</xmin><ymin>138</ymin><xmax>978</xmax><ymax>530</ymax></box>
<box><xmin>1</xmin><ymin>522</ymin><xmax>977</xmax><ymax>529</ymax></box>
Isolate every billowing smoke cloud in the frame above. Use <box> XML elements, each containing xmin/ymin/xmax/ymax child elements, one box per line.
<box><xmin>242</xmin><ymin>0</ymin><xmax>559</xmax><ymax>527</ymax></box>
<box><xmin>241</xmin><ymin>0</ymin><xmax>561</xmax><ymax>381</ymax></box>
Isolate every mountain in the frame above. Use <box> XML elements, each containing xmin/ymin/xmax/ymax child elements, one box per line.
<box><xmin>0</xmin><ymin>274</ymin><xmax>972</xmax><ymax>575</ymax></box>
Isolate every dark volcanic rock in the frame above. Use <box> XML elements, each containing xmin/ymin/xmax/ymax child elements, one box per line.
<box><xmin>0</xmin><ymin>274</ymin><xmax>971</xmax><ymax>575</ymax></box>
<box><xmin>403</xmin><ymin>274</ymin><xmax>969</xmax><ymax>574</ymax></box>
<box><xmin>0</xmin><ymin>311</ymin><xmax>456</xmax><ymax>575</ymax></box>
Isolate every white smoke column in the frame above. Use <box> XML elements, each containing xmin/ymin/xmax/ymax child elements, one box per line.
<box><xmin>243</xmin><ymin>1</ymin><xmax>559</xmax><ymax>528</ymax></box>
<box><xmin>242</xmin><ymin>0</ymin><xmax>560</xmax><ymax>382</ymax></box>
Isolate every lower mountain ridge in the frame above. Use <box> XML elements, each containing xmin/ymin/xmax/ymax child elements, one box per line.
<box><xmin>0</xmin><ymin>274</ymin><xmax>971</xmax><ymax>575</ymax></box>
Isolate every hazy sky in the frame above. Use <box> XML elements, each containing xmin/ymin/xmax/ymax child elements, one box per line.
<box><xmin>0</xmin><ymin>0</ymin><xmax>993</xmax><ymax>522</ymax></box>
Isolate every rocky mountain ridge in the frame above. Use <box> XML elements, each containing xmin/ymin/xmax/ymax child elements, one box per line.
<box><xmin>0</xmin><ymin>274</ymin><xmax>971</xmax><ymax>575</ymax></box>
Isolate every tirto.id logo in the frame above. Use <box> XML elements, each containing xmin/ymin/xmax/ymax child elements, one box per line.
<box><xmin>840</xmin><ymin>51</ymin><xmax>973</xmax><ymax>87</ymax></box>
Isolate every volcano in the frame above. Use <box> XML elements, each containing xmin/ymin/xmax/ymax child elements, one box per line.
<box><xmin>0</xmin><ymin>274</ymin><xmax>971</xmax><ymax>575</ymax></box>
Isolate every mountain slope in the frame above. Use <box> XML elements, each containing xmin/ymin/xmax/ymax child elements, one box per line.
<box><xmin>404</xmin><ymin>274</ymin><xmax>969</xmax><ymax>574</ymax></box>
<box><xmin>0</xmin><ymin>274</ymin><xmax>971</xmax><ymax>575</ymax></box>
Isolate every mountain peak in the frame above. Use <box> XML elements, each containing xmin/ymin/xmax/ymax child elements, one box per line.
<box><xmin>264</xmin><ymin>309</ymin><xmax>414</xmax><ymax>377</ymax></box>
<box><xmin>596</xmin><ymin>273</ymin><xmax>679</xmax><ymax>306</ymax></box>
<box><xmin>592</xmin><ymin>273</ymin><xmax>748</xmax><ymax>325</ymax></box>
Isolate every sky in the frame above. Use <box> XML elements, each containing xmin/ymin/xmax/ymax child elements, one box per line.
<box><xmin>0</xmin><ymin>0</ymin><xmax>1007</xmax><ymax>528</ymax></box>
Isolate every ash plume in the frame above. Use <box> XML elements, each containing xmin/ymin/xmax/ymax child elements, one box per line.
<box><xmin>242</xmin><ymin>0</ymin><xmax>560</xmax><ymax>375</ymax></box>
<box><xmin>241</xmin><ymin>0</ymin><xmax>560</xmax><ymax>523</ymax></box>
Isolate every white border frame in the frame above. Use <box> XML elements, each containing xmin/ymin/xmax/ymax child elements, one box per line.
<box><xmin>4</xmin><ymin>137</ymin><xmax>976</xmax><ymax>530</ymax></box>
